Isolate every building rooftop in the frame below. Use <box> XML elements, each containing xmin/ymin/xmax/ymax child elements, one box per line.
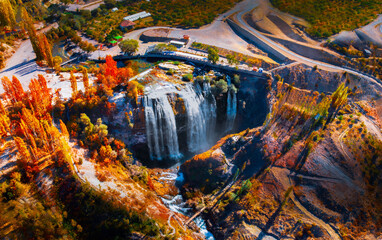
<box><xmin>120</xmin><ymin>20</ymin><xmax>136</xmax><ymax>27</ymax></box>
<box><xmin>170</xmin><ymin>40</ymin><xmax>186</xmax><ymax>46</ymax></box>
<box><xmin>123</xmin><ymin>11</ymin><xmax>151</xmax><ymax>22</ymax></box>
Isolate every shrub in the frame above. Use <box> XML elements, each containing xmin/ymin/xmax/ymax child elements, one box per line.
<box><xmin>182</xmin><ymin>73</ymin><xmax>193</xmax><ymax>82</ymax></box>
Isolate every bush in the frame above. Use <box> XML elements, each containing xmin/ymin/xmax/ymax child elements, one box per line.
<box><xmin>182</xmin><ymin>73</ymin><xmax>193</xmax><ymax>82</ymax></box>
<box><xmin>212</xmin><ymin>79</ymin><xmax>228</xmax><ymax>95</ymax></box>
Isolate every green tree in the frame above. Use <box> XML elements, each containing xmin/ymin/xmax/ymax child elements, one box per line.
<box><xmin>208</xmin><ymin>47</ymin><xmax>219</xmax><ymax>64</ymax></box>
<box><xmin>153</xmin><ymin>43</ymin><xmax>176</xmax><ymax>53</ymax></box>
<box><xmin>226</xmin><ymin>54</ymin><xmax>238</xmax><ymax>65</ymax></box>
<box><xmin>119</xmin><ymin>39</ymin><xmax>139</xmax><ymax>55</ymax></box>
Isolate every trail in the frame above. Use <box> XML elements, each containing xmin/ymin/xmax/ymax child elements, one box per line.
<box><xmin>275</xmin><ymin>169</ymin><xmax>342</xmax><ymax>240</ymax></box>
<box><xmin>338</xmin><ymin>128</ymin><xmax>352</xmax><ymax>162</ymax></box>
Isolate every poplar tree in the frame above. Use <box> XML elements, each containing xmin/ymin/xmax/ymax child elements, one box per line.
<box><xmin>40</xmin><ymin>33</ymin><xmax>54</xmax><ymax>67</ymax></box>
<box><xmin>70</xmin><ymin>71</ymin><xmax>78</xmax><ymax>96</ymax></box>
<box><xmin>21</xmin><ymin>8</ymin><xmax>45</xmax><ymax>61</ymax></box>
<box><xmin>0</xmin><ymin>0</ymin><xmax>16</xmax><ymax>27</ymax></box>
<box><xmin>82</xmin><ymin>67</ymin><xmax>89</xmax><ymax>92</ymax></box>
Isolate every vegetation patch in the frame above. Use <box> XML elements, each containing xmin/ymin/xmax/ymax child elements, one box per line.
<box><xmin>270</xmin><ymin>0</ymin><xmax>382</xmax><ymax>38</ymax></box>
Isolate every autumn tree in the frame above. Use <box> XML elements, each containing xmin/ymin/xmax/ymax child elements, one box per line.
<box><xmin>21</xmin><ymin>8</ymin><xmax>45</xmax><ymax>61</ymax></box>
<box><xmin>0</xmin><ymin>114</ymin><xmax>10</xmax><ymax>142</ymax></box>
<box><xmin>28</xmin><ymin>75</ymin><xmax>52</xmax><ymax>119</ymax></box>
<box><xmin>0</xmin><ymin>100</ymin><xmax>6</xmax><ymax>115</ymax></box>
<box><xmin>126</xmin><ymin>80</ymin><xmax>144</xmax><ymax>104</ymax></box>
<box><xmin>40</xmin><ymin>33</ymin><xmax>54</xmax><ymax>67</ymax></box>
<box><xmin>82</xmin><ymin>67</ymin><xmax>89</xmax><ymax>92</ymax></box>
<box><xmin>0</xmin><ymin>0</ymin><xmax>16</xmax><ymax>27</ymax></box>
<box><xmin>1</xmin><ymin>76</ymin><xmax>24</xmax><ymax>104</ymax></box>
<box><xmin>59</xmin><ymin>119</ymin><xmax>69</xmax><ymax>140</ymax></box>
<box><xmin>12</xmin><ymin>76</ymin><xmax>25</xmax><ymax>102</ymax></box>
<box><xmin>53</xmin><ymin>56</ymin><xmax>62</xmax><ymax>70</ymax></box>
<box><xmin>70</xmin><ymin>71</ymin><xmax>78</xmax><ymax>96</ymax></box>
<box><xmin>117</xmin><ymin>67</ymin><xmax>133</xmax><ymax>84</ymax></box>
<box><xmin>104</xmin><ymin>55</ymin><xmax>118</xmax><ymax>78</ymax></box>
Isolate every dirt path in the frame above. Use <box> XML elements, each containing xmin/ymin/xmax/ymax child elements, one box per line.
<box><xmin>273</xmin><ymin>167</ymin><xmax>342</xmax><ymax>240</ymax></box>
<box><xmin>289</xmin><ymin>191</ymin><xmax>341</xmax><ymax>240</ymax></box>
<box><xmin>338</xmin><ymin>128</ymin><xmax>352</xmax><ymax>162</ymax></box>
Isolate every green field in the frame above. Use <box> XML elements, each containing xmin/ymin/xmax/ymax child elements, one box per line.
<box><xmin>270</xmin><ymin>0</ymin><xmax>382</xmax><ymax>38</ymax></box>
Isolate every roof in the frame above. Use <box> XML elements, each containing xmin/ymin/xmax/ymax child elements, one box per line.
<box><xmin>109</xmin><ymin>40</ymin><xmax>117</xmax><ymax>44</ymax></box>
<box><xmin>170</xmin><ymin>40</ymin><xmax>185</xmax><ymax>45</ymax></box>
<box><xmin>120</xmin><ymin>20</ymin><xmax>136</xmax><ymax>27</ymax></box>
<box><xmin>114</xmin><ymin>35</ymin><xmax>123</xmax><ymax>40</ymax></box>
<box><xmin>123</xmin><ymin>11</ymin><xmax>151</xmax><ymax>21</ymax></box>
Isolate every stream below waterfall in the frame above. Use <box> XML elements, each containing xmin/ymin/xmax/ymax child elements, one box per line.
<box><xmin>159</xmin><ymin>168</ymin><xmax>215</xmax><ymax>240</ymax></box>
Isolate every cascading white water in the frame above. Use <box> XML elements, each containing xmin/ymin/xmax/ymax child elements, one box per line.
<box><xmin>159</xmin><ymin>170</ymin><xmax>215</xmax><ymax>240</ymax></box>
<box><xmin>202</xmin><ymin>82</ymin><xmax>217</xmax><ymax>139</ymax></box>
<box><xmin>144</xmin><ymin>94</ymin><xmax>181</xmax><ymax>160</ymax></box>
<box><xmin>180</xmin><ymin>83</ymin><xmax>217</xmax><ymax>153</ymax></box>
<box><xmin>226</xmin><ymin>88</ymin><xmax>237</xmax><ymax>132</ymax></box>
<box><xmin>144</xmin><ymin>81</ymin><xmax>218</xmax><ymax>160</ymax></box>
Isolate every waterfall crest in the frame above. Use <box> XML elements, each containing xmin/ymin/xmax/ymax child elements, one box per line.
<box><xmin>144</xmin><ymin>94</ymin><xmax>181</xmax><ymax>160</ymax></box>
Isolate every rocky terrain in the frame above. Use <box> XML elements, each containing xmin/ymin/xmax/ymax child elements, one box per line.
<box><xmin>180</xmin><ymin>63</ymin><xmax>382</xmax><ymax>239</ymax></box>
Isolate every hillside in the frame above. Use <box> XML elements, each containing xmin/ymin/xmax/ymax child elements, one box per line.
<box><xmin>180</xmin><ymin>64</ymin><xmax>382</xmax><ymax>239</ymax></box>
<box><xmin>270</xmin><ymin>0</ymin><xmax>382</xmax><ymax>38</ymax></box>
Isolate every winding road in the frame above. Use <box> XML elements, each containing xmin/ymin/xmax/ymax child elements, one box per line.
<box><xmin>234</xmin><ymin>9</ymin><xmax>382</xmax><ymax>87</ymax></box>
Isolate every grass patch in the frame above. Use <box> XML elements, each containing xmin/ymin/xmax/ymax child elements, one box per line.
<box><xmin>270</xmin><ymin>0</ymin><xmax>382</xmax><ymax>38</ymax></box>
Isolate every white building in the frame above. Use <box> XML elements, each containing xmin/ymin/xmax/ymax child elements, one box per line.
<box><xmin>123</xmin><ymin>11</ymin><xmax>151</xmax><ymax>22</ymax></box>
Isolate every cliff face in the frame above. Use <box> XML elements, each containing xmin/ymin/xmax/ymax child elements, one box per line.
<box><xmin>180</xmin><ymin>65</ymin><xmax>382</xmax><ymax>239</ymax></box>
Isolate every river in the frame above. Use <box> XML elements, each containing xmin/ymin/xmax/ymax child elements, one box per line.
<box><xmin>159</xmin><ymin>168</ymin><xmax>215</xmax><ymax>240</ymax></box>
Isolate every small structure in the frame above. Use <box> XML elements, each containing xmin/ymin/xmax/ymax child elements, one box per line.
<box><xmin>114</xmin><ymin>35</ymin><xmax>123</xmax><ymax>42</ymax></box>
<box><xmin>123</xmin><ymin>11</ymin><xmax>151</xmax><ymax>22</ymax></box>
<box><xmin>183</xmin><ymin>35</ymin><xmax>190</xmax><ymax>41</ymax></box>
<box><xmin>109</xmin><ymin>40</ymin><xmax>118</xmax><ymax>47</ymax></box>
<box><xmin>364</xmin><ymin>49</ymin><xmax>372</xmax><ymax>56</ymax></box>
<box><xmin>111</xmin><ymin>7</ymin><xmax>118</xmax><ymax>12</ymax></box>
<box><xmin>120</xmin><ymin>20</ymin><xmax>136</xmax><ymax>31</ymax></box>
<box><xmin>170</xmin><ymin>40</ymin><xmax>185</xmax><ymax>48</ymax></box>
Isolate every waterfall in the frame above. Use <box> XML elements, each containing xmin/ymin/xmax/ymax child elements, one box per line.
<box><xmin>226</xmin><ymin>88</ymin><xmax>237</xmax><ymax>132</ymax></box>
<box><xmin>180</xmin><ymin>83</ymin><xmax>217</xmax><ymax>153</ymax></box>
<box><xmin>144</xmin><ymin>94</ymin><xmax>181</xmax><ymax>160</ymax></box>
<box><xmin>144</xmin><ymin>81</ymin><xmax>217</xmax><ymax>160</ymax></box>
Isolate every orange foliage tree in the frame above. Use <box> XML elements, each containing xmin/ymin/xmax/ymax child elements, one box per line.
<box><xmin>28</xmin><ymin>75</ymin><xmax>52</xmax><ymax>120</ymax></box>
<box><xmin>70</xmin><ymin>71</ymin><xmax>78</xmax><ymax>96</ymax></box>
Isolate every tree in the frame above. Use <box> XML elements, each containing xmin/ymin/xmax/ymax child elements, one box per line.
<box><xmin>153</xmin><ymin>43</ymin><xmax>176</xmax><ymax>53</ymax></box>
<box><xmin>0</xmin><ymin>0</ymin><xmax>16</xmax><ymax>27</ymax></box>
<box><xmin>21</xmin><ymin>8</ymin><xmax>45</xmax><ymax>61</ymax></box>
<box><xmin>59</xmin><ymin>119</ymin><xmax>69</xmax><ymax>140</ymax></box>
<box><xmin>208</xmin><ymin>47</ymin><xmax>219</xmax><ymax>64</ymax></box>
<box><xmin>119</xmin><ymin>39</ymin><xmax>139</xmax><ymax>55</ymax></box>
<box><xmin>212</xmin><ymin>79</ymin><xmax>228</xmax><ymax>95</ymax></box>
<box><xmin>70</xmin><ymin>71</ymin><xmax>77</xmax><ymax>96</ymax></box>
<box><xmin>53</xmin><ymin>56</ymin><xmax>62</xmax><ymax>70</ymax></box>
<box><xmin>227</xmin><ymin>54</ymin><xmax>238</xmax><ymax>65</ymax></box>
<box><xmin>82</xmin><ymin>67</ymin><xmax>89</xmax><ymax>92</ymax></box>
<box><xmin>40</xmin><ymin>33</ymin><xmax>54</xmax><ymax>67</ymax></box>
